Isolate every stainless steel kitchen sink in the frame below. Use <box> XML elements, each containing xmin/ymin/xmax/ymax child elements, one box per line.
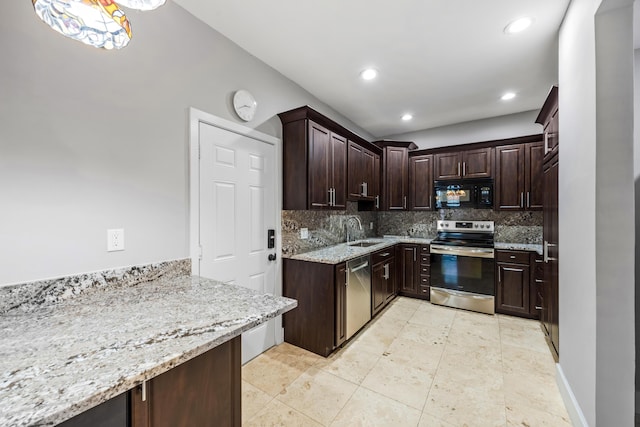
<box><xmin>348</xmin><ymin>241</ymin><xmax>379</xmax><ymax>248</ymax></box>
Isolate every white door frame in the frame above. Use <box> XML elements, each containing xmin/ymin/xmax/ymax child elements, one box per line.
<box><xmin>187</xmin><ymin>107</ymin><xmax>284</xmax><ymax>344</ymax></box>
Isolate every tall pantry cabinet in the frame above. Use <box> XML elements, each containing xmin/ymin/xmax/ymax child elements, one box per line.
<box><xmin>536</xmin><ymin>86</ymin><xmax>559</xmax><ymax>361</ymax></box>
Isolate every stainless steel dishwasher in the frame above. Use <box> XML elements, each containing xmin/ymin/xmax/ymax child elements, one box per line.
<box><xmin>346</xmin><ymin>255</ymin><xmax>371</xmax><ymax>339</ymax></box>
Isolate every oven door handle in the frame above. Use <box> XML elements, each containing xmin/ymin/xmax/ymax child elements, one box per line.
<box><xmin>430</xmin><ymin>244</ymin><xmax>495</xmax><ymax>259</ymax></box>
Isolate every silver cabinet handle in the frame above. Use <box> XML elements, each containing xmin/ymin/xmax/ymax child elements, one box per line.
<box><xmin>383</xmin><ymin>263</ymin><xmax>389</xmax><ymax>280</ymax></box>
<box><xmin>375</xmin><ymin>195</ymin><xmax>379</xmax><ymax>209</ymax></box>
<box><xmin>403</xmin><ymin>196</ymin><xmax>407</xmax><ymax>209</ymax></box>
<box><xmin>520</xmin><ymin>192</ymin><xmax>524</xmax><ymax>208</ymax></box>
<box><xmin>457</xmin><ymin>162</ymin><xmax>461</xmax><ymax>176</ymax></box>
<box><xmin>362</xmin><ymin>182</ymin><xmax>368</xmax><ymax>197</ymax></box>
<box><xmin>544</xmin><ymin>132</ymin><xmax>549</xmax><ymax>155</ymax></box>
<box><xmin>527</xmin><ymin>192</ymin><xmax>530</xmax><ymax>208</ymax></box>
<box><xmin>463</xmin><ymin>162</ymin><xmax>466</xmax><ymax>176</ymax></box>
<box><xmin>380</xmin><ymin>252</ymin><xmax>390</xmax><ymax>257</ymax></box>
<box><xmin>141</xmin><ymin>380</ymin><xmax>147</xmax><ymax>402</ymax></box>
<box><xmin>535</xmin><ymin>306</ymin><xmax>543</xmax><ymax>310</ymax></box>
<box><xmin>498</xmin><ymin>266</ymin><xmax>501</xmax><ymax>282</ymax></box>
<box><xmin>413</xmin><ymin>247</ymin><xmax>416</xmax><ymax>262</ymax></box>
<box><xmin>328</xmin><ymin>189</ymin><xmax>332</xmax><ymax>206</ymax></box>
<box><xmin>543</xmin><ymin>241</ymin><xmax>558</xmax><ymax>262</ymax></box>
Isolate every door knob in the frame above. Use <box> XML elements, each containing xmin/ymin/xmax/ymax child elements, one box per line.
<box><xmin>268</xmin><ymin>253</ymin><xmax>277</xmax><ymax>261</ymax></box>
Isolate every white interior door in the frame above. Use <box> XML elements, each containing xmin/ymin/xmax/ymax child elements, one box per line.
<box><xmin>198</xmin><ymin>120</ymin><xmax>277</xmax><ymax>364</ymax></box>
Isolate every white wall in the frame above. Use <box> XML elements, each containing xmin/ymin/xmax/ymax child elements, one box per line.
<box><xmin>635</xmin><ymin>46</ymin><xmax>640</xmax><ymax>419</ymax></box>
<box><xmin>558</xmin><ymin>0</ymin><xmax>635</xmax><ymax>425</ymax></box>
<box><xmin>383</xmin><ymin>110</ymin><xmax>543</xmax><ymax>149</ymax></box>
<box><xmin>0</xmin><ymin>2</ymin><xmax>373</xmax><ymax>287</ymax></box>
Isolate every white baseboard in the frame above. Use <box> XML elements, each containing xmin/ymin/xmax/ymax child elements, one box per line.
<box><xmin>556</xmin><ymin>363</ymin><xmax>589</xmax><ymax>427</ymax></box>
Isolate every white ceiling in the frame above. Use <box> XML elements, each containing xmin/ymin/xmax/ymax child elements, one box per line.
<box><xmin>173</xmin><ymin>0</ymin><xmax>570</xmax><ymax>138</ymax></box>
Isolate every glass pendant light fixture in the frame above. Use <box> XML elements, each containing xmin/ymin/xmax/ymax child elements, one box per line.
<box><xmin>33</xmin><ymin>0</ymin><xmax>132</xmax><ymax>49</ymax></box>
<box><xmin>32</xmin><ymin>0</ymin><xmax>168</xmax><ymax>50</ymax></box>
<box><xmin>115</xmin><ymin>0</ymin><xmax>166</xmax><ymax>11</ymax></box>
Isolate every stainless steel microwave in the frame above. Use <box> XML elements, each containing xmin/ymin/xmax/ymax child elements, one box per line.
<box><xmin>434</xmin><ymin>179</ymin><xmax>493</xmax><ymax>209</ymax></box>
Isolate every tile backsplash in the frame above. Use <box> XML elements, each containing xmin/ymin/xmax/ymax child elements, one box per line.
<box><xmin>282</xmin><ymin>206</ymin><xmax>542</xmax><ymax>256</ymax></box>
<box><xmin>282</xmin><ymin>203</ymin><xmax>378</xmax><ymax>257</ymax></box>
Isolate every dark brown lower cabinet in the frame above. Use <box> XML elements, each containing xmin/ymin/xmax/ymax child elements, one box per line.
<box><xmin>532</xmin><ymin>254</ymin><xmax>544</xmax><ymax>321</ymax></box>
<box><xmin>397</xmin><ymin>244</ymin><xmax>429</xmax><ymax>300</ymax></box>
<box><xmin>58</xmin><ymin>392</ymin><xmax>129</xmax><ymax>427</ymax></box>
<box><xmin>418</xmin><ymin>245</ymin><xmax>431</xmax><ymax>300</ymax></box>
<box><xmin>61</xmin><ymin>337</ymin><xmax>241</xmax><ymax>427</ymax></box>
<box><xmin>372</xmin><ymin>248</ymin><xmax>396</xmax><ymax>317</ymax></box>
<box><xmin>495</xmin><ymin>250</ymin><xmax>541</xmax><ymax>319</ymax></box>
<box><xmin>283</xmin><ymin>258</ymin><xmax>345</xmax><ymax>357</ymax></box>
<box><xmin>131</xmin><ymin>336</ymin><xmax>241</xmax><ymax>427</ymax></box>
<box><xmin>335</xmin><ymin>263</ymin><xmax>347</xmax><ymax>347</ymax></box>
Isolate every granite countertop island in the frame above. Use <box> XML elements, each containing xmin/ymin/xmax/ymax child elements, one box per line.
<box><xmin>0</xmin><ymin>274</ymin><xmax>297</xmax><ymax>427</ymax></box>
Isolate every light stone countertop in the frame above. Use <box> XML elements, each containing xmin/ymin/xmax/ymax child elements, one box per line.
<box><xmin>0</xmin><ymin>275</ymin><xmax>297</xmax><ymax>427</ymax></box>
<box><xmin>495</xmin><ymin>242</ymin><xmax>543</xmax><ymax>255</ymax></box>
<box><xmin>285</xmin><ymin>237</ymin><xmax>543</xmax><ymax>264</ymax></box>
<box><xmin>285</xmin><ymin>236</ymin><xmax>433</xmax><ymax>264</ymax></box>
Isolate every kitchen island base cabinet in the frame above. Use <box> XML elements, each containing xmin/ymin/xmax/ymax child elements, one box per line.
<box><xmin>58</xmin><ymin>393</ymin><xmax>129</xmax><ymax>427</ymax></box>
<box><xmin>61</xmin><ymin>337</ymin><xmax>242</xmax><ymax>427</ymax></box>
<box><xmin>283</xmin><ymin>259</ymin><xmax>345</xmax><ymax>357</ymax></box>
<box><xmin>131</xmin><ymin>336</ymin><xmax>241</xmax><ymax>427</ymax></box>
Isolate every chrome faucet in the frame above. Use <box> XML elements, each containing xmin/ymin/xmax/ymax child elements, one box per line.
<box><xmin>345</xmin><ymin>216</ymin><xmax>363</xmax><ymax>243</ymax></box>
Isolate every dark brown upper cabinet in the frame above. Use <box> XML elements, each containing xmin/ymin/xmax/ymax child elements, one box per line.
<box><xmin>374</xmin><ymin>141</ymin><xmax>418</xmax><ymax>210</ymax></box>
<box><xmin>279</xmin><ymin>106</ymin><xmax>377</xmax><ymax>210</ymax></box>
<box><xmin>307</xmin><ymin>122</ymin><xmax>347</xmax><ymax>209</ymax></box>
<box><xmin>536</xmin><ymin>86</ymin><xmax>559</xmax><ymax>160</ymax></box>
<box><xmin>409</xmin><ymin>154</ymin><xmax>434</xmax><ymax>210</ymax></box>
<box><xmin>495</xmin><ymin>140</ymin><xmax>543</xmax><ymax>211</ymax></box>
<box><xmin>434</xmin><ymin>147</ymin><xmax>493</xmax><ymax>180</ymax></box>
<box><xmin>348</xmin><ymin>141</ymin><xmax>380</xmax><ymax>204</ymax></box>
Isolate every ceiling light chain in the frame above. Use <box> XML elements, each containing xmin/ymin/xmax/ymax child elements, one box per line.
<box><xmin>32</xmin><ymin>0</ymin><xmax>167</xmax><ymax>50</ymax></box>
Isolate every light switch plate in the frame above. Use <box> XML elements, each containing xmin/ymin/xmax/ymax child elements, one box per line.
<box><xmin>107</xmin><ymin>229</ymin><xmax>125</xmax><ymax>252</ymax></box>
<box><xmin>300</xmin><ymin>228</ymin><xmax>309</xmax><ymax>239</ymax></box>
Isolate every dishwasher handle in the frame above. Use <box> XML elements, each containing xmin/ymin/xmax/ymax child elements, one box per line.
<box><xmin>349</xmin><ymin>261</ymin><xmax>369</xmax><ymax>273</ymax></box>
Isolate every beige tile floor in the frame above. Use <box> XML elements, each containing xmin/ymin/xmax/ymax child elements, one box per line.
<box><xmin>241</xmin><ymin>296</ymin><xmax>572</xmax><ymax>427</ymax></box>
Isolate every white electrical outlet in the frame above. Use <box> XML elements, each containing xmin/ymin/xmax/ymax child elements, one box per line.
<box><xmin>107</xmin><ymin>229</ymin><xmax>125</xmax><ymax>252</ymax></box>
<box><xmin>300</xmin><ymin>228</ymin><xmax>309</xmax><ymax>239</ymax></box>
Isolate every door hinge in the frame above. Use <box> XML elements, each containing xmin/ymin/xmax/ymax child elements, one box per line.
<box><xmin>198</xmin><ymin>245</ymin><xmax>203</xmax><ymax>260</ymax></box>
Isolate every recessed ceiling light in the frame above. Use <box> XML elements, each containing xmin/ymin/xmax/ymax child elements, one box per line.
<box><xmin>504</xmin><ymin>17</ymin><xmax>533</xmax><ymax>35</ymax></box>
<box><xmin>401</xmin><ymin>114</ymin><xmax>413</xmax><ymax>121</ymax></box>
<box><xmin>360</xmin><ymin>68</ymin><xmax>378</xmax><ymax>80</ymax></box>
<box><xmin>501</xmin><ymin>92</ymin><xmax>516</xmax><ymax>101</ymax></box>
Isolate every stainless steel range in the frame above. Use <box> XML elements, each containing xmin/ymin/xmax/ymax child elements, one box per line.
<box><xmin>429</xmin><ymin>220</ymin><xmax>495</xmax><ymax>315</ymax></box>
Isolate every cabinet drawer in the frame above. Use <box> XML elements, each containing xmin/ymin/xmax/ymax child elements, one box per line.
<box><xmin>420</xmin><ymin>255</ymin><xmax>430</xmax><ymax>265</ymax></box>
<box><xmin>420</xmin><ymin>245</ymin><xmax>430</xmax><ymax>254</ymax></box>
<box><xmin>420</xmin><ymin>265</ymin><xmax>430</xmax><ymax>276</ymax></box>
<box><xmin>372</xmin><ymin>248</ymin><xmax>395</xmax><ymax>265</ymax></box>
<box><xmin>420</xmin><ymin>275</ymin><xmax>430</xmax><ymax>286</ymax></box>
<box><xmin>496</xmin><ymin>250</ymin><xmax>529</xmax><ymax>264</ymax></box>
